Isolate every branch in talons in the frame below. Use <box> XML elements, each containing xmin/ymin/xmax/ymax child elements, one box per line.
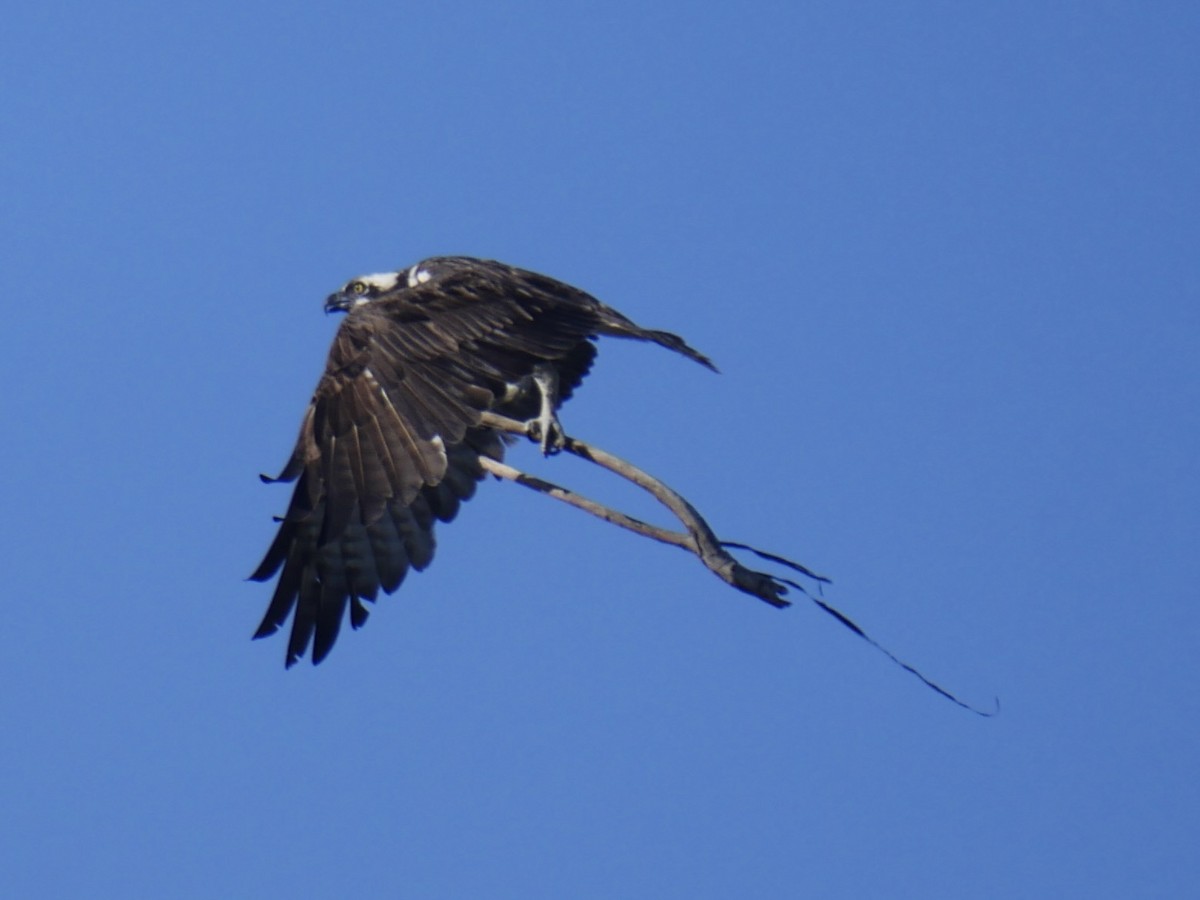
<box><xmin>478</xmin><ymin>411</ymin><xmax>796</xmax><ymax>609</ymax></box>
<box><xmin>477</xmin><ymin>410</ymin><xmax>998</xmax><ymax>718</ymax></box>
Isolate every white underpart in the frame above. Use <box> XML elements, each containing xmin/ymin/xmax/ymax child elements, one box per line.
<box><xmin>406</xmin><ymin>263</ymin><xmax>432</xmax><ymax>287</ymax></box>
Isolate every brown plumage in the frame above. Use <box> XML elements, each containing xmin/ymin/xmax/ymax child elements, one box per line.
<box><xmin>251</xmin><ymin>256</ymin><xmax>715</xmax><ymax>666</ymax></box>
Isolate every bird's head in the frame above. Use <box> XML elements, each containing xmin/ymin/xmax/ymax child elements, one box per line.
<box><xmin>324</xmin><ymin>272</ymin><xmax>402</xmax><ymax>314</ymax></box>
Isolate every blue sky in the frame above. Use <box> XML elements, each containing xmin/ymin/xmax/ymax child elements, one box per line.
<box><xmin>2</xmin><ymin>2</ymin><xmax>1197</xmax><ymax>897</ymax></box>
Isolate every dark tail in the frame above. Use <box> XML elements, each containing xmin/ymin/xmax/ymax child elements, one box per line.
<box><xmin>636</xmin><ymin>328</ymin><xmax>719</xmax><ymax>372</ymax></box>
<box><xmin>591</xmin><ymin>302</ymin><xmax>718</xmax><ymax>371</ymax></box>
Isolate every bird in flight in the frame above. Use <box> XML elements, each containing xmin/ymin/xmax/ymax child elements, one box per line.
<box><xmin>251</xmin><ymin>256</ymin><xmax>715</xmax><ymax>666</ymax></box>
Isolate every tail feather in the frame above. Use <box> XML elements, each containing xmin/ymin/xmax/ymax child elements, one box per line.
<box><xmin>640</xmin><ymin>328</ymin><xmax>718</xmax><ymax>372</ymax></box>
<box><xmin>588</xmin><ymin>301</ymin><xmax>718</xmax><ymax>371</ymax></box>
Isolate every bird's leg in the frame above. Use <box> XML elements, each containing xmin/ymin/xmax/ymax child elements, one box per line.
<box><xmin>526</xmin><ymin>363</ymin><xmax>565</xmax><ymax>455</ymax></box>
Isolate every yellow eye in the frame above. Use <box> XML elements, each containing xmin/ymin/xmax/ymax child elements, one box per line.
<box><xmin>350</xmin><ymin>281</ymin><xmax>368</xmax><ymax>294</ymax></box>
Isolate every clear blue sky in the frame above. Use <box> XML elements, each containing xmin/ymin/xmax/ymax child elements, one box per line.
<box><xmin>3</xmin><ymin>2</ymin><xmax>1197</xmax><ymax>897</ymax></box>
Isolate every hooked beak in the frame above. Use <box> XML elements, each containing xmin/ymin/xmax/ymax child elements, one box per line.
<box><xmin>324</xmin><ymin>291</ymin><xmax>353</xmax><ymax>315</ymax></box>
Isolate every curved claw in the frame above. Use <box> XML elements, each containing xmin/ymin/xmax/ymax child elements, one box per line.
<box><xmin>525</xmin><ymin>363</ymin><xmax>566</xmax><ymax>455</ymax></box>
<box><xmin>526</xmin><ymin>414</ymin><xmax>566</xmax><ymax>456</ymax></box>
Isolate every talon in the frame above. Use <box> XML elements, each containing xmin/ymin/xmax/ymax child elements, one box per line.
<box><xmin>529</xmin><ymin>363</ymin><xmax>566</xmax><ymax>456</ymax></box>
<box><xmin>525</xmin><ymin>412</ymin><xmax>564</xmax><ymax>455</ymax></box>
<box><xmin>541</xmin><ymin>418</ymin><xmax>565</xmax><ymax>456</ymax></box>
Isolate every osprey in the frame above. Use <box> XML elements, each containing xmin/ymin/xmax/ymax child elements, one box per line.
<box><xmin>252</xmin><ymin>256</ymin><xmax>715</xmax><ymax>666</ymax></box>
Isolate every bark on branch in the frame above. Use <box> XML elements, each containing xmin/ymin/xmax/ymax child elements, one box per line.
<box><xmin>478</xmin><ymin>411</ymin><xmax>811</xmax><ymax>609</ymax></box>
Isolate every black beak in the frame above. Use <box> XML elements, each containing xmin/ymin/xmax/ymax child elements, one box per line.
<box><xmin>324</xmin><ymin>292</ymin><xmax>352</xmax><ymax>315</ymax></box>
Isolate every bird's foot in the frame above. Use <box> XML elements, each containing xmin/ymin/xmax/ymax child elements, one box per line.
<box><xmin>526</xmin><ymin>412</ymin><xmax>566</xmax><ymax>456</ymax></box>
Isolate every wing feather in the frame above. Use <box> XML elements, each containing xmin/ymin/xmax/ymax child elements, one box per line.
<box><xmin>368</xmin><ymin>507</ymin><xmax>409</xmax><ymax>594</ymax></box>
<box><xmin>285</xmin><ymin>562</ymin><xmax>320</xmax><ymax>664</ymax></box>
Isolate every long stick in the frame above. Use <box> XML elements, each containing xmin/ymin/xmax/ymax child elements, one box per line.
<box><xmin>477</xmin><ymin>411</ymin><xmax>996</xmax><ymax>717</ymax></box>
<box><xmin>481</xmin><ymin>411</ymin><xmax>792</xmax><ymax>608</ymax></box>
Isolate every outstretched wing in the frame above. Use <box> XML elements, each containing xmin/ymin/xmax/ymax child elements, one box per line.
<box><xmin>404</xmin><ymin>257</ymin><xmax>716</xmax><ymax>376</ymax></box>
<box><xmin>251</xmin><ymin>424</ymin><xmax>503</xmax><ymax>667</ymax></box>
<box><xmin>248</xmin><ymin>311</ymin><xmax>505</xmax><ymax>665</ymax></box>
<box><xmin>249</xmin><ymin>265</ymin><xmax>607</xmax><ymax>666</ymax></box>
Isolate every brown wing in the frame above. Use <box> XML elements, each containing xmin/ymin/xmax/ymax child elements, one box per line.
<box><xmin>251</xmin><ymin>425</ymin><xmax>503</xmax><ymax>667</ymax></box>
<box><xmin>248</xmin><ymin>269</ymin><xmax>605</xmax><ymax>666</ymax></box>
<box><xmin>249</xmin><ymin>307</ymin><xmax>508</xmax><ymax>666</ymax></box>
<box><xmin>405</xmin><ymin>256</ymin><xmax>717</xmax><ymax>373</ymax></box>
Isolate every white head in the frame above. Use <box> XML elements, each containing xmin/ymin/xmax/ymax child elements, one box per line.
<box><xmin>324</xmin><ymin>271</ymin><xmax>403</xmax><ymax>313</ymax></box>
